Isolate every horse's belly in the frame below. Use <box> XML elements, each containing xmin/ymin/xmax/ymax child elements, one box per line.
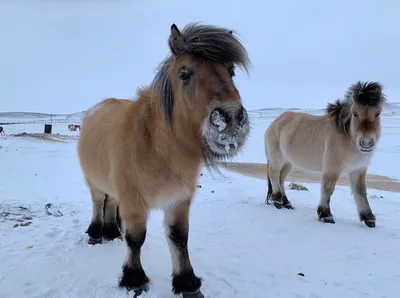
<box><xmin>282</xmin><ymin>145</ymin><xmax>324</xmax><ymax>173</ymax></box>
<box><xmin>151</xmin><ymin>185</ymin><xmax>194</xmax><ymax>210</ymax></box>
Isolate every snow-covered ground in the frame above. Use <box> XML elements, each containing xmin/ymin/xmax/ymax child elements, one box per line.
<box><xmin>2</xmin><ymin>1</ymin><xmax>400</xmax><ymax>296</ymax></box>
<box><xmin>1</xmin><ymin>109</ymin><xmax>399</xmax><ymax>298</ymax></box>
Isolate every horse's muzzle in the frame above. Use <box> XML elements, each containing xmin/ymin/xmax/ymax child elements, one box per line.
<box><xmin>203</xmin><ymin>103</ymin><xmax>250</xmax><ymax>156</ymax></box>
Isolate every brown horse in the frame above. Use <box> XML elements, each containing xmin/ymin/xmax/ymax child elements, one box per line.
<box><xmin>265</xmin><ymin>81</ymin><xmax>386</xmax><ymax>228</ymax></box>
<box><xmin>78</xmin><ymin>23</ymin><xmax>251</xmax><ymax>298</ymax></box>
<box><xmin>0</xmin><ymin>126</ymin><xmax>4</xmax><ymax>135</ymax></box>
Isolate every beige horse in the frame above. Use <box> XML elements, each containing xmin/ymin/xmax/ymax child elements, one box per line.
<box><xmin>265</xmin><ymin>81</ymin><xmax>386</xmax><ymax>228</ymax></box>
<box><xmin>78</xmin><ymin>23</ymin><xmax>251</xmax><ymax>298</ymax></box>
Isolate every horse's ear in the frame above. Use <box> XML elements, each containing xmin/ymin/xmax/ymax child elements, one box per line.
<box><xmin>168</xmin><ymin>23</ymin><xmax>185</xmax><ymax>56</ymax></box>
<box><xmin>228</xmin><ymin>30</ymin><xmax>233</xmax><ymax>35</ymax></box>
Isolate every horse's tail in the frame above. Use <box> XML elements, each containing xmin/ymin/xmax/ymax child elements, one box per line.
<box><xmin>116</xmin><ymin>205</ymin><xmax>123</xmax><ymax>232</ymax></box>
<box><xmin>266</xmin><ymin>161</ymin><xmax>273</xmax><ymax>203</ymax></box>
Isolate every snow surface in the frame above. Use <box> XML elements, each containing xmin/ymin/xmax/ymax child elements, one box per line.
<box><xmin>1</xmin><ymin>110</ymin><xmax>399</xmax><ymax>298</ymax></box>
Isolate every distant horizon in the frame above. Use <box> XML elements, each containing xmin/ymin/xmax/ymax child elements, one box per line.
<box><xmin>1</xmin><ymin>101</ymin><xmax>400</xmax><ymax>117</ymax></box>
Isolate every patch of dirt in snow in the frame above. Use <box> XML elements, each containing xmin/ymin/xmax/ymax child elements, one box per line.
<box><xmin>10</xmin><ymin>132</ymin><xmax>78</xmax><ymax>143</ymax></box>
<box><xmin>219</xmin><ymin>162</ymin><xmax>400</xmax><ymax>192</ymax></box>
<box><xmin>0</xmin><ymin>204</ymin><xmax>34</xmax><ymax>225</ymax></box>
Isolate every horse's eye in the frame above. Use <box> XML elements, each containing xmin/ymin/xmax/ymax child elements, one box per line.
<box><xmin>353</xmin><ymin>111</ymin><xmax>358</xmax><ymax>117</ymax></box>
<box><xmin>229</xmin><ymin>67</ymin><xmax>235</xmax><ymax>77</ymax></box>
<box><xmin>178</xmin><ymin>68</ymin><xmax>193</xmax><ymax>84</ymax></box>
<box><xmin>375</xmin><ymin>112</ymin><xmax>381</xmax><ymax>117</ymax></box>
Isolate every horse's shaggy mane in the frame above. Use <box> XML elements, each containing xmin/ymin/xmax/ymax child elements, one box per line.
<box><xmin>326</xmin><ymin>81</ymin><xmax>386</xmax><ymax>135</ymax></box>
<box><xmin>151</xmin><ymin>23</ymin><xmax>251</xmax><ymax>125</ymax></box>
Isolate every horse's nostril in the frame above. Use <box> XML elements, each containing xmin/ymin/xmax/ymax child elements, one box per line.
<box><xmin>359</xmin><ymin>139</ymin><xmax>365</xmax><ymax>147</ymax></box>
<box><xmin>368</xmin><ymin>138</ymin><xmax>375</xmax><ymax>148</ymax></box>
<box><xmin>237</xmin><ymin>106</ymin><xmax>247</xmax><ymax>124</ymax></box>
<box><xmin>210</xmin><ymin>108</ymin><xmax>229</xmax><ymax>131</ymax></box>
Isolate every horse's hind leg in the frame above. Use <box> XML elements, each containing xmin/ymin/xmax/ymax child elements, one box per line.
<box><xmin>164</xmin><ymin>199</ymin><xmax>203</xmax><ymax>298</ymax></box>
<box><xmin>86</xmin><ymin>183</ymin><xmax>106</xmax><ymax>245</ymax></box>
<box><xmin>118</xmin><ymin>190</ymin><xmax>150</xmax><ymax>295</ymax></box>
<box><xmin>103</xmin><ymin>195</ymin><xmax>123</xmax><ymax>240</ymax></box>
<box><xmin>279</xmin><ymin>163</ymin><xmax>293</xmax><ymax>209</ymax></box>
<box><xmin>266</xmin><ymin>159</ymin><xmax>286</xmax><ymax>209</ymax></box>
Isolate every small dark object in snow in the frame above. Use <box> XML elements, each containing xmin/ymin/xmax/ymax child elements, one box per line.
<box><xmin>298</xmin><ymin>272</ymin><xmax>305</xmax><ymax>277</ymax></box>
<box><xmin>20</xmin><ymin>221</ymin><xmax>32</xmax><ymax>227</ymax></box>
<box><xmin>13</xmin><ymin>223</ymin><xmax>19</xmax><ymax>228</ymax></box>
<box><xmin>369</xmin><ymin>194</ymin><xmax>384</xmax><ymax>199</ymax></box>
<box><xmin>200</xmin><ymin>173</ymin><xmax>203</xmax><ymax>176</ymax></box>
<box><xmin>45</xmin><ymin>203</ymin><xmax>63</xmax><ymax>217</ymax></box>
<box><xmin>196</xmin><ymin>185</ymin><xmax>201</xmax><ymax>188</ymax></box>
<box><xmin>211</xmin><ymin>190</ymin><xmax>214</xmax><ymax>193</ymax></box>
<box><xmin>289</xmin><ymin>182</ymin><xmax>308</xmax><ymax>191</ymax></box>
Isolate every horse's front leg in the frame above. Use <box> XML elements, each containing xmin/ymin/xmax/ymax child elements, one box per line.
<box><xmin>349</xmin><ymin>169</ymin><xmax>376</xmax><ymax>228</ymax></box>
<box><xmin>317</xmin><ymin>172</ymin><xmax>339</xmax><ymax>224</ymax></box>
<box><xmin>317</xmin><ymin>149</ymin><xmax>342</xmax><ymax>224</ymax></box>
<box><xmin>118</xmin><ymin>189</ymin><xmax>150</xmax><ymax>297</ymax></box>
<box><xmin>164</xmin><ymin>199</ymin><xmax>204</xmax><ymax>298</ymax></box>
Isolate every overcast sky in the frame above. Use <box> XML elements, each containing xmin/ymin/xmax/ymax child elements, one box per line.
<box><xmin>1</xmin><ymin>0</ymin><xmax>399</xmax><ymax>114</ymax></box>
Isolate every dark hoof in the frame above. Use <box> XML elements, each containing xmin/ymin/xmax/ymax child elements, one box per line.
<box><xmin>283</xmin><ymin>203</ymin><xmax>294</xmax><ymax>210</ymax></box>
<box><xmin>360</xmin><ymin>212</ymin><xmax>376</xmax><ymax>228</ymax></box>
<box><xmin>364</xmin><ymin>220</ymin><xmax>376</xmax><ymax>228</ymax></box>
<box><xmin>103</xmin><ymin>224</ymin><xmax>122</xmax><ymax>241</ymax></box>
<box><xmin>119</xmin><ymin>266</ymin><xmax>150</xmax><ymax>294</ymax></box>
<box><xmin>172</xmin><ymin>270</ymin><xmax>202</xmax><ymax>295</ymax></box>
<box><xmin>317</xmin><ymin>206</ymin><xmax>334</xmax><ymax>224</ymax></box>
<box><xmin>322</xmin><ymin>217</ymin><xmax>335</xmax><ymax>224</ymax></box>
<box><xmin>273</xmin><ymin>201</ymin><xmax>283</xmax><ymax>209</ymax></box>
<box><xmin>133</xmin><ymin>284</ymin><xmax>150</xmax><ymax>297</ymax></box>
<box><xmin>182</xmin><ymin>290</ymin><xmax>205</xmax><ymax>298</ymax></box>
<box><xmin>88</xmin><ymin>236</ymin><xmax>102</xmax><ymax>245</ymax></box>
<box><xmin>281</xmin><ymin>196</ymin><xmax>293</xmax><ymax>210</ymax></box>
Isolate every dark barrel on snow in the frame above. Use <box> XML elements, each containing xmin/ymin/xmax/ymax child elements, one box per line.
<box><xmin>44</xmin><ymin>124</ymin><xmax>52</xmax><ymax>134</ymax></box>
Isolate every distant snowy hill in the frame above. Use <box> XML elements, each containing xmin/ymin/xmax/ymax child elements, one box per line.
<box><xmin>1</xmin><ymin>102</ymin><xmax>399</xmax><ymax>124</ymax></box>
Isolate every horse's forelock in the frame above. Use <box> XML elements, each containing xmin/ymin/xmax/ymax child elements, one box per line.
<box><xmin>346</xmin><ymin>81</ymin><xmax>386</xmax><ymax>107</ymax></box>
<box><xmin>176</xmin><ymin>23</ymin><xmax>251</xmax><ymax>72</ymax></box>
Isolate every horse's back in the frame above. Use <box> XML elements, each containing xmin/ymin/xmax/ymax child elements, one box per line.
<box><xmin>266</xmin><ymin>111</ymin><xmax>331</xmax><ymax>171</ymax></box>
<box><xmin>266</xmin><ymin>111</ymin><xmax>308</xmax><ymax>143</ymax></box>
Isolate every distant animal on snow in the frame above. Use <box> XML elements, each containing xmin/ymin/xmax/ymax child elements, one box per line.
<box><xmin>0</xmin><ymin>126</ymin><xmax>4</xmax><ymax>135</ymax></box>
<box><xmin>68</xmin><ymin>124</ymin><xmax>81</xmax><ymax>131</ymax></box>
<box><xmin>78</xmin><ymin>22</ymin><xmax>251</xmax><ymax>298</ymax></box>
<box><xmin>264</xmin><ymin>81</ymin><xmax>386</xmax><ymax>228</ymax></box>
